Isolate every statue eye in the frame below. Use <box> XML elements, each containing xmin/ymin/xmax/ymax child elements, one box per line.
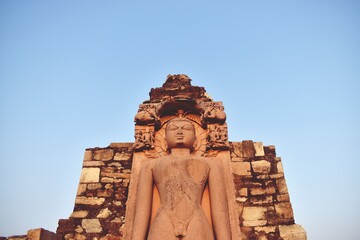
<box><xmin>182</xmin><ymin>126</ymin><xmax>192</xmax><ymax>131</ymax></box>
<box><xmin>168</xmin><ymin>125</ymin><xmax>179</xmax><ymax>131</ymax></box>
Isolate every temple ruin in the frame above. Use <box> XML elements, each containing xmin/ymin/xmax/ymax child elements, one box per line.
<box><xmin>3</xmin><ymin>75</ymin><xmax>306</xmax><ymax>240</ymax></box>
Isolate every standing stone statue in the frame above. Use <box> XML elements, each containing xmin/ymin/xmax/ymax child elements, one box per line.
<box><xmin>131</xmin><ymin>112</ymin><xmax>231</xmax><ymax>240</ymax></box>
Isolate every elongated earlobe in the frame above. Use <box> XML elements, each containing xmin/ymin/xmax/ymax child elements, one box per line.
<box><xmin>192</xmin><ymin>137</ymin><xmax>197</xmax><ymax>152</ymax></box>
<box><xmin>164</xmin><ymin>137</ymin><xmax>168</xmax><ymax>152</ymax></box>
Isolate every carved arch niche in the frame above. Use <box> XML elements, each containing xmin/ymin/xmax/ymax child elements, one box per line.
<box><xmin>124</xmin><ymin>97</ymin><xmax>240</xmax><ymax>240</ymax></box>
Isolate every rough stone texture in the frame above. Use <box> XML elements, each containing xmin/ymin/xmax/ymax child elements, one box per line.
<box><xmin>70</xmin><ymin>211</ymin><xmax>88</xmax><ymax>218</ymax></box>
<box><xmin>79</xmin><ymin>167</ymin><xmax>100</xmax><ymax>183</ymax></box>
<box><xmin>231</xmin><ymin>162</ymin><xmax>251</xmax><ymax>176</ymax></box>
<box><xmin>2</xmin><ymin>229</ymin><xmax>60</xmax><ymax>240</ymax></box>
<box><xmin>57</xmin><ymin>143</ymin><xmax>133</xmax><ymax>239</ymax></box>
<box><xmin>251</xmin><ymin>160</ymin><xmax>271</xmax><ymax>174</ymax></box>
<box><xmin>231</xmin><ymin>141</ymin><xmax>306</xmax><ymax>239</ymax></box>
<box><xmin>82</xmin><ymin>219</ymin><xmax>102</xmax><ymax>233</ymax></box>
<box><xmin>279</xmin><ymin>225</ymin><xmax>307</xmax><ymax>240</ymax></box>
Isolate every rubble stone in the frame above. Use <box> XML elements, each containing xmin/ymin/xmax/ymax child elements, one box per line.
<box><xmin>82</xmin><ymin>219</ymin><xmax>102</xmax><ymax>233</ymax></box>
<box><xmin>279</xmin><ymin>225</ymin><xmax>307</xmax><ymax>240</ymax></box>
<box><xmin>94</xmin><ymin>149</ymin><xmax>114</xmax><ymax>161</ymax></box>
<box><xmin>80</xmin><ymin>168</ymin><xmax>100</xmax><ymax>183</ymax></box>
<box><xmin>252</xmin><ymin>160</ymin><xmax>271</xmax><ymax>174</ymax></box>
<box><xmin>254</xmin><ymin>142</ymin><xmax>265</xmax><ymax>157</ymax></box>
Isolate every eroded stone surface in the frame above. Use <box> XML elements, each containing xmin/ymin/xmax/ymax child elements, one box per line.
<box><xmin>70</xmin><ymin>211</ymin><xmax>88</xmax><ymax>218</ymax></box>
<box><xmin>82</xmin><ymin>219</ymin><xmax>102</xmax><ymax>233</ymax></box>
<box><xmin>75</xmin><ymin>197</ymin><xmax>105</xmax><ymax>205</ymax></box>
<box><xmin>231</xmin><ymin>162</ymin><xmax>251</xmax><ymax>176</ymax></box>
<box><xmin>94</xmin><ymin>149</ymin><xmax>114</xmax><ymax>161</ymax></box>
<box><xmin>252</xmin><ymin>160</ymin><xmax>271</xmax><ymax>174</ymax></box>
<box><xmin>97</xmin><ymin>208</ymin><xmax>112</xmax><ymax>218</ymax></box>
<box><xmin>279</xmin><ymin>225</ymin><xmax>307</xmax><ymax>240</ymax></box>
<box><xmin>242</xmin><ymin>206</ymin><xmax>268</xmax><ymax>221</ymax></box>
<box><xmin>254</xmin><ymin>142</ymin><xmax>265</xmax><ymax>157</ymax></box>
<box><xmin>80</xmin><ymin>168</ymin><xmax>100</xmax><ymax>183</ymax></box>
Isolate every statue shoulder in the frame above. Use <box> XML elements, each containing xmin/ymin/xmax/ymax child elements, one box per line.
<box><xmin>204</xmin><ymin>157</ymin><xmax>223</xmax><ymax>169</ymax></box>
<box><xmin>140</xmin><ymin>158</ymin><xmax>160</xmax><ymax>171</ymax></box>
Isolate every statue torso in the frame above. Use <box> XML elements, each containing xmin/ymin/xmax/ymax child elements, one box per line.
<box><xmin>149</xmin><ymin>156</ymin><xmax>214</xmax><ymax>240</ymax></box>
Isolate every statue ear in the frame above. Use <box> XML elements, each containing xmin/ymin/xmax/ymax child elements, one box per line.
<box><xmin>163</xmin><ymin>137</ymin><xmax>168</xmax><ymax>152</ymax></box>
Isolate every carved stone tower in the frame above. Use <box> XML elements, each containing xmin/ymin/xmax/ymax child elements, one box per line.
<box><xmin>56</xmin><ymin>74</ymin><xmax>306</xmax><ymax>240</ymax></box>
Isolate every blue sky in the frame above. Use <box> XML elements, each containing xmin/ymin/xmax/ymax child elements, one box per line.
<box><xmin>0</xmin><ymin>1</ymin><xmax>359</xmax><ymax>239</ymax></box>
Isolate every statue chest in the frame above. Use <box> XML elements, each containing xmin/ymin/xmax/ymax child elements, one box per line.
<box><xmin>153</xmin><ymin>157</ymin><xmax>210</xmax><ymax>189</ymax></box>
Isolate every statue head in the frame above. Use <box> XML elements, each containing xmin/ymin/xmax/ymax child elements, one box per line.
<box><xmin>165</xmin><ymin>111</ymin><xmax>196</xmax><ymax>151</ymax></box>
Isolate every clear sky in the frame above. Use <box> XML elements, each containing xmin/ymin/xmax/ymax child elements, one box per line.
<box><xmin>0</xmin><ymin>1</ymin><xmax>359</xmax><ymax>239</ymax></box>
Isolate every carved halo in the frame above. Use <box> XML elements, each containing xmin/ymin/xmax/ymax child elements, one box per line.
<box><xmin>154</xmin><ymin>111</ymin><xmax>207</xmax><ymax>157</ymax></box>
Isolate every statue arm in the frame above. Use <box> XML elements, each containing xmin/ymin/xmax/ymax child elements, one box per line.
<box><xmin>131</xmin><ymin>163</ymin><xmax>154</xmax><ymax>240</ymax></box>
<box><xmin>208</xmin><ymin>160</ymin><xmax>232</xmax><ymax>239</ymax></box>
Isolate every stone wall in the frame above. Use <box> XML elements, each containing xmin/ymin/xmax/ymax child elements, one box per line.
<box><xmin>54</xmin><ymin>140</ymin><xmax>306</xmax><ymax>240</ymax></box>
<box><xmin>56</xmin><ymin>143</ymin><xmax>133</xmax><ymax>240</ymax></box>
<box><xmin>0</xmin><ymin>228</ymin><xmax>60</xmax><ymax>240</ymax></box>
<box><xmin>230</xmin><ymin>140</ymin><xmax>306</xmax><ymax>240</ymax></box>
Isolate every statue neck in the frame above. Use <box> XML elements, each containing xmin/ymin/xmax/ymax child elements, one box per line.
<box><xmin>169</xmin><ymin>148</ymin><xmax>191</xmax><ymax>157</ymax></box>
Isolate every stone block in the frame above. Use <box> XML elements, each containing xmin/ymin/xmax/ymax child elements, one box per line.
<box><xmin>275</xmin><ymin>202</ymin><xmax>294</xmax><ymax>219</ymax></box>
<box><xmin>231</xmin><ymin>142</ymin><xmax>244</xmax><ymax>157</ymax></box>
<box><xmin>242</xmin><ymin>140</ymin><xmax>256</xmax><ymax>157</ymax></box>
<box><xmin>277</xmin><ymin>161</ymin><xmax>284</xmax><ymax>173</ymax></box>
<box><xmin>231</xmin><ymin>162</ymin><xmax>251</xmax><ymax>176</ymax></box>
<box><xmin>114</xmin><ymin>152</ymin><xmax>131</xmax><ymax>161</ymax></box>
<box><xmin>75</xmin><ymin>197</ymin><xmax>105</xmax><ymax>205</ymax></box>
<box><xmin>27</xmin><ymin>229</ymin><xmax>61</xmax><ymax>240</ymax></box>
<box><xmin>250</xmin><ymin>187</ymin><xmax>276</xmax><ymax>195</ymax></box>
<box><xmin>270</xmin><ymin>173</ymin><xmax>284</xmax><ymax>179</ymax></box>
<box><xmin>57</xmin><ymin>219</ymin><xmax>75</xmax><ymax>234</ymax></box>
<box><xmin>82</xmin><ymin>219</ymin><xmax>102</xmax><ymax>233</ymax></box>
<box><xmin>276</xmin><ymin>178</ymin><xmax>289</xmax><ymax>194</ymax></box>
<box><xmin>70</xmin><ymin>211</ymin><xmax>88</xmax><ymax>218</ymax></box>
<box><xmin>242</xmin><ymin>206</ymin><xmax>268</xmax><ymax>221</ymax></box>
<box><xmin>279</xmin><ymin>224</ymin><xmax>307</xmax><ymax>240</ymax></box>
<box><xmin>80</xmin><ymin>168</ymin><xmax>100</xmax><ymax>183</ymax></box>
<box><xmin>236</xmin><ymin>197</ymin><xmax>247</xmax><ymax>203</ymax></box>
<box><xmin>239</xmin><ymin>188</ymin><xmax>248</xmax><ymax>197</ymax></box>
<box><xmin>109</xmin><ymin>162</ymin><xmax>122</xmax><ymax>167</ymax></box>
<box><xmin>252</xmin><ymin>160</ymin><xmax>271</xmax><ymax>174</ymax></box>
<box><xmin>97</xmin><ymin>208</ymin><xmax>112</xmax><ymax>218</ymax></box>
<box><xmin>277</xmin><ymin>194</ymin><xmax>290</xmax><ymax>202</ymax></box>
<box><xmin>87</xmin><ymin>183</ymin><xmax>102</xmax><ymax>190</ymax></box>
<box><xmin>94</xmin><ymin>149</ymin><xmax>114</xmax><ymax>161</ymax></box>
<box><xmin>77</xmin><ymin>184</ymin><xmax>87</xmax><ymax>196</ymax></box>
<box><xmin>254</xmin><ymin>226</ymin><xmax>276</xmax><ymax>234</ymax></box>
<box><xmin>75</xmin><ymin>225</ymin><xmax>83</xmax><ymax>233</ymax></box>
<box><xmin>243</xmin><ymin>220</ymin><xmax>267</xmax><ymax>227</ymax></box>
<box><xmin>101</xmin><ymin>172</ymin><xmax>131</xmax><ymax>179</ymax></box>
<box><xmin>254</xmin><ymin>142</ymin><xmax>265</xmax><ymax>156</ymax></box>
<box><xmin>98</xmin><ymin>189</ymin><xmax>114</xmax><ymax>197</ymax></box>
<box><xmin>109</xmin><ymin>142</ymin><xmax>133</xmax><ymax>148</ymax></box>
<box><xmin>83</xmin><ymin>150</ymin><xmax>93</xmax><ymax>161</ymax></box>
<box><xmin>250</xmin><ymin>195</ymin><xmax>273</xmax><ymax>205</ymax></box>
<box><xmin>83</xmin><ymin>161</ymin><xmax>105</xmax><ymax>167</ymax></box>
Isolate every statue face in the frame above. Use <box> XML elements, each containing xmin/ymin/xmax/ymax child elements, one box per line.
<box><xmin>165</xmin><ymin>120</ymin><xmax>195</xmax><ymax>150</ymax></box>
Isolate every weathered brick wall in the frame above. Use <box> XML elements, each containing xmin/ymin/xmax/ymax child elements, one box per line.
<box><xmin>57</xmin><ymin>143</ymin><xmax>133</xmax><ymax>240</ymax></box>
<box><xmin>230</xmin><ymin>140</ymin><xmax>297</xmax><ymax>240</ymax></box>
